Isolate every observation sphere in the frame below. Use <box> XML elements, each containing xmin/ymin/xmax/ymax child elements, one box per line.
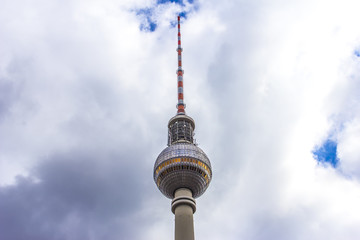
<box><xmin>154</xmin><ymin>142</ymin><xmax>212</xmax><ymax>199</ymax></box>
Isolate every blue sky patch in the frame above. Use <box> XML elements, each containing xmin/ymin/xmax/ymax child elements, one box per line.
<box><xmin>354</xmin><ymin>50</ymin><xmax>360</xmax><ymax>57</ymax></box>
<box><xmin>157</xmin><ymin>0</ymin><xmax>185</xmax><ymax>6</ymax></box>
<box><xmin>136</xmin><ymin>8</ymin><xmax>157</xmax><ymax>32</ymax></box>
<box><xmin>178</xmin><ymin>11</ymin><xmax>188</xmax><ymax>18</ymax></box>
<box><xmin>170</xmin><ymin>11</ymin><xmax>188</xmax><ymax>27</ymax></box>
<box><xmin>134</xmin><ymin>0</ymin><xmax>196</xmax><ymax>32</ymax></box>
<box><xmin>157</xmin><ymin>0</ymin><xmax>194</xmax><ymax>6</ymax></box>
<box><xmin>313</xmin><ymin>139</ymin><xmax>339</xmax><ymax>167</ymax></box>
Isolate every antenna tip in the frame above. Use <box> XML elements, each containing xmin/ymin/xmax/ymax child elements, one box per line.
<box><xmin>178</xmin><ymin>15</ymin><xmax>180</xmax><ymax>21</ymax></box>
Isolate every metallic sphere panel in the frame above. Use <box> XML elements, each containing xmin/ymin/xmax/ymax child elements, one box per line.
<box><xmin>154</xmin><ymin>143</ymin><xmax>212</xmax><ymax>199</ymax></box>
<box><xmin>154</xmin><ymin>143</ymin><xmax>211</xmax><ymax>167</ymax></box>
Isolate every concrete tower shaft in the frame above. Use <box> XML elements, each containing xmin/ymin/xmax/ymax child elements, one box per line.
<box><xmin>172</xmin><ymin>188</ymin><xmax>196</xmax><ymax>240</ymax></box>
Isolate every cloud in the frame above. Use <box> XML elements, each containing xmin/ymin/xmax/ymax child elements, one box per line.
<box><xmin>1</xmin><ymin>0</ymin><xmax>360</xmax><ymax>239</ymax></box>
<box><xmin>0</xmin><ymin>149</ymin><xmax>148</xmax><ymax>240</ymax></box>
<box><xmin>338</xmin><ymin>119</ymin><xmax>360</xmax><ymax>179</ymax></box>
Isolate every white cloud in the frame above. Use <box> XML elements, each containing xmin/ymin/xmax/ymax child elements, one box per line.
<box><xmin>1</xmin><ymin>0</ymin><xmax>360</xmax><ymax>239</ymax></box>
<box><xmin>338</xmin><ymin>119</ymin><xmax>360</xmax><ymax>179</ymax></box>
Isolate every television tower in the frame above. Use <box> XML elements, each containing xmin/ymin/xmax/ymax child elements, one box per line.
<box><xmin>154</xmin><ymin>15</ymin><xmax>212</xmax><ymax>240</ymax></box>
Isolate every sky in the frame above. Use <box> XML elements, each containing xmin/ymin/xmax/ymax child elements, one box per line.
<box><xmin>1</xmin><ymin>0</ymin><xmax>360</xmax><ymax>239</ymax></box>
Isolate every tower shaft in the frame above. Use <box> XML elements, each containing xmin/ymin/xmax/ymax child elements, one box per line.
<box><xmin>172</xmin><ymin>188</ymin><xmax>196</xmax><ymax>240</ymax></box>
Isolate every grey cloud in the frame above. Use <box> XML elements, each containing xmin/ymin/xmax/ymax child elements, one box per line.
<box><xmin>0</xmin><ymin>58</ymin><xmax>31</xmax><ymax>121</ymax></box>
<box><xmin>0</xmin><ymin>148</ymin><xmax>147</xmax><ymax>240</ymax></box>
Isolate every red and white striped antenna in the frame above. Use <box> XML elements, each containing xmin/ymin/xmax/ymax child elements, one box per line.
<box><xmin>176</xmin><ymin>15</ymin><xmax>185</xmax><ymax>115</ymax></box>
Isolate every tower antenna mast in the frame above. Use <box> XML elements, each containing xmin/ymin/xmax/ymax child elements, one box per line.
<box><xmin>176</xmin><ymin>15</ymin><xmax>185</xmax><ymax>114</ymax></box>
